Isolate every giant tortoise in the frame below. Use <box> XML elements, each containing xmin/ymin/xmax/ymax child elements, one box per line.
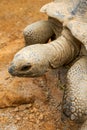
<box><xmin>8</xmin><ymin>0</ymin><xmax>87</xmax><ymax>129</ymax></box>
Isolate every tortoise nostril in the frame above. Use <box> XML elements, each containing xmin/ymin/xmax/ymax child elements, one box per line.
<box><xmin>8</xmin><ymin>64</ymin><xmax>15</xmax><ymax>74</ymax></box>
<box><xmin>8</xmin><ymin>67</ymin><xmax>14</xmax><ymax>74</ymax></box>
<box><xmin>21</xmin><ymin>64</ymin><xmax>32</xmax><ymax>71</ymax></box>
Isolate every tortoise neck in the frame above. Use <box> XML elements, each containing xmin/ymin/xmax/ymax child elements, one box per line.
<box><xmin>48</xmin><ymin>17</ymin><xmax>63</xmax><ymax>38</ymax></box>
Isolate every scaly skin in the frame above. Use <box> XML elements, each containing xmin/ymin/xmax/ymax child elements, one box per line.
<box><xmin>63</xmin><ymin>56</ymin><xmax>87</xmax><ymax>122</ymax></box>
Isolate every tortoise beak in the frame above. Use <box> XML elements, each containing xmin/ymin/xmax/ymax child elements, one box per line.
<box><xmin>8</xmin><ymin>64</ymin><xmax>16</xmax><ymax>76</ymax></box>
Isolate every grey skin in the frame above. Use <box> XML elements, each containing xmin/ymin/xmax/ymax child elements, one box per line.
<box><xmin>9</xmin><ymin>0</ymin><xmax>87</xmax><ymax>129</ymax></box>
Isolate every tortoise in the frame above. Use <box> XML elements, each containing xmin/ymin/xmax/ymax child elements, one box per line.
<box><xmin>8</xmin><ymin>0</ymin><xmax>87</xmax><ymax>129</ymax></box>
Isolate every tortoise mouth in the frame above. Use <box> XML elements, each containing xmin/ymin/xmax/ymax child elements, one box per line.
<box><xmin>8</xmin><ymin>66</ymin><xmax>46</xmax><ymax>77</ymax></box>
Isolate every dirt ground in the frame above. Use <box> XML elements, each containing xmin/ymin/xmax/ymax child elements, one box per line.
<box><xmin>0</xmin><ymin>0</ymin><xmax>80</xmax><ymax>130</ymax></box>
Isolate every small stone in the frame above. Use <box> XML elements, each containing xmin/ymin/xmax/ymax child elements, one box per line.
<box><xmin>13</xmin><ymin>107</ymin><xmax>19</xmax><ymax>112</ymax></box>
<box><xmin>36</xmin><ymin>120</ymin><xmax>40</xmax><ymax>124</ymax></box>
<box><xmin>16</xmin><ymin>116</ymin><xmax>21</xmax><ymax>121</ymax></box>
<box><xmin>38</xmin><ymin>114</ymin><xmax>44</xmax><ymax>121</ymax></box>
<box><xmin>23</xmin><ymin>116</ymin><xmax>28</xmax><ymax>120</ymax></box>
<box><xmin>29</xmin><ymin>114</ymin><xmax>35</xmax><ymax>122</ymax></box>
<box><xmin>18</xmin><ymin>105</ymin><xmax>26</xmax><ymax>111</ymax></box>
<box><xmin>30</xmin><ymin>109</ymin><xmax>34</xmax><ymax>113</ymax></box>
<box><xmin>30</xmin><ymin>107</ymin><xmax>37</xmax><ymax>113</ymax></box>
<box><xmin>36</xmin><ymin>112</ymin><xmax>40</xmax><ymax>116</ymax></box>
<box><xmin>33</xmin><ymin>107</ymin><xmax>37</xmax><ymax>112</ymax></box>
<box><xmin>26</xmin><ymin>104</ymin><xmax>32</xmax><ymax>109</ymax></box>
<box><xmin>14</xmin><ymin>120</ymin><xmax>18</xmax><ymax>124</ymax></box>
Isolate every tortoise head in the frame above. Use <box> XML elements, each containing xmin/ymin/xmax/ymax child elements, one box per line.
<box><xmin>8</xmin><ymin>44</ymin><xmax>50</xmax><ymax>77</ymax></box>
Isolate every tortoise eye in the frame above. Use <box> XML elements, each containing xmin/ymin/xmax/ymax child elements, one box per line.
<box><xmin>21</xmin><ymin>64</ymin><xmax>31</xmax><ymax>71</ymax></box>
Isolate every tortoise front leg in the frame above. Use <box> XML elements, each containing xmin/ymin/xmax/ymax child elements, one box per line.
<box><xmin>23</xmin><ymin>20</ymin><xmax>54</xmax><ymax>46</ymax></box>
<box><xmin>63</xmin><ymin>56</ymin><xmax>87</xmax><ymax>123</ymax></box>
